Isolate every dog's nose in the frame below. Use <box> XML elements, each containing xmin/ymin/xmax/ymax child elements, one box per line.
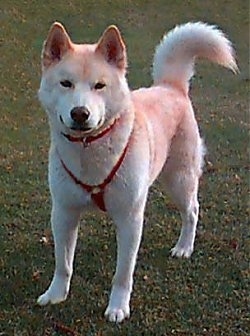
<box><xmin>70</xmin><ymin>106</ymin><xmax>90</xmax><ymax>124</ymax></box>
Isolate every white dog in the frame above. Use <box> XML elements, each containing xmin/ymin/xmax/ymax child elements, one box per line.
<box><xmin>37</xmin><ymin>21</ymin><xmax>237</xmax><ymax>322</ymax></box>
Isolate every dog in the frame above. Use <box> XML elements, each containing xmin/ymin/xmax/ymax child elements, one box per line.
<box><xmin>37</xmin><ymin>21</ymin><xmax>237</xmax><ymax>322</ymax></box>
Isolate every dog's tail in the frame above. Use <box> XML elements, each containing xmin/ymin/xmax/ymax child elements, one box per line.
<box><xmin>152</xmin><ymin>22</ymin><xmax>238</xmax><ymax>93</ymax></box>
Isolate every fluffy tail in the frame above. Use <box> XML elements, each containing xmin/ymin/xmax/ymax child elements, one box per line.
<box><xmin>152</xmin><ymin>22</ymin><xmax>238</xmax><ymax>93</ymax></box>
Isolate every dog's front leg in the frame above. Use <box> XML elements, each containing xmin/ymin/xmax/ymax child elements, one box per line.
<box><xmin>37</xmin><ymin>203</ymin><xmax>80</xmax><ymax>306</ymax></box>
<box><xmin>105</xmin><ymin>195</ymin><xmax>147</xmax><ymax>323</ymax></box>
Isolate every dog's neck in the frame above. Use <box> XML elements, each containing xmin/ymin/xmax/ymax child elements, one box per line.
<box><xmin>52</xmin><ymin>108</ymin><xmax>135</xmax><ymax>186</ymax></box>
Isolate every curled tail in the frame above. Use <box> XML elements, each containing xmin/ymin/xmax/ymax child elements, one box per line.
<box><xmin>152</xmin><ymin>22</ymin><xmax>238</xmax><ymax>93</ymax></box>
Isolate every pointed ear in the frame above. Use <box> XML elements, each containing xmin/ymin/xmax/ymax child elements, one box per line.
<box><xmin>95</xmin><ymin>25</ymin><xmax>127</xmax><ymax>70</ymax></box>
<box><xmin>41</xmin><ymin>22</ymin><xmax>73</xmax><ymax>69</ymax></box>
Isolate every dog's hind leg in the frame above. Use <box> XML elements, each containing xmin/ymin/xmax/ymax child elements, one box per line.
<box><xmin>162</xmin><ymin>133</ymin><xmax>204</xmax><ymax>258</ymax></box>
<box><xmin>170</xmin><ymin>181</ymin><xmax>199</xmax><ymax>258</ymax></box>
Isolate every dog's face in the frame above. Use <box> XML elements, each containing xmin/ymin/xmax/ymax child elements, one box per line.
<box><xmin>39</xmin><ymin>23</ymin><xmax>130</xmax><ymax>137</ymax></box>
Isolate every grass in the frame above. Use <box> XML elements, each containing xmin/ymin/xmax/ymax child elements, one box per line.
<box><xmin>0</xmin><ymin>0</ymin><xmax>249</xmax><ymax>335</ymax></box>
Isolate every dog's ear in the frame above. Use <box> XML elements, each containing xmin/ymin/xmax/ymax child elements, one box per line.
<box><xmin>41</xmin><ymin>22</ymin><xmax>73</xmax><ymax>69</ymax></box>
<box><xmin>96</xmin><ymin>26</ymin><xmax>127</xmax><ymax>71</ymax></box>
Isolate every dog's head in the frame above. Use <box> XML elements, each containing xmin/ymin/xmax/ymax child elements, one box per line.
<box><xmin>39</xmin><ymin>22</ymin><xmax>131</xmax><ymax>137</ymax></box>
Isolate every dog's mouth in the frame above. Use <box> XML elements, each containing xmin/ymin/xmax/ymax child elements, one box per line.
<box><xmin>60</xmin><ymin>115</ymin><xmax>116</xmax><ymax>143</ymax></box>
<box><xmin>70</xmin><ymin>123</ymin><xmax>93</xmax><ymax>132</ymax></box>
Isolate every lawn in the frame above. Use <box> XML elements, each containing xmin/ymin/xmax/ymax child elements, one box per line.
<box><xmin>0</xmin><ymin>1</ymin><xmax>249</xmax><ymax>335</ymax></box>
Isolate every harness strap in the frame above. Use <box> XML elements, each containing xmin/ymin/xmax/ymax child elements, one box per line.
<box><xmin>59</xmin><ymin>133</ymin><xmax>130</xmax><ymax>212</ymax></box>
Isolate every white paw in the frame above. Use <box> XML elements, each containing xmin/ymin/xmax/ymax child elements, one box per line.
<box><xmin>37</xmin><ymin>276</ymin><xmax>69</xmax><ymax>306</ymax></box>
<box><xmin>37</xmin><ymin>289</ymin><xmax>67</xmax><ymax>306</ymax></box>
<box><xmin>104</xmin><ymin>285</ymin><xmax>131</xmax><ymax>323</ymax></box>
<box><xmin>171</xmin><ymin>244</ymin><xmax>193</xmax><ymax>258</ymax></box>
<box><xmin>104</xmin><ymin>305</ymin><xmax>130</xmax><ymax>323</ymax></box>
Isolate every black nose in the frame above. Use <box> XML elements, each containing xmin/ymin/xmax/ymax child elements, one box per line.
<box><xmin>70</xmin><ymin>106</ymin><xmax>90</xmax><ymax>125</ymax></box>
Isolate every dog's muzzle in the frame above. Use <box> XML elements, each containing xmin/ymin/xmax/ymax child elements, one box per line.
<box><xmin>70</xmin><ymin>106</ymin><xmax>91</xmax><ymax>131</ymax></box>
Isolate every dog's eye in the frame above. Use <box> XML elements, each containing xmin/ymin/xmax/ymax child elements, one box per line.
<box><xmin>94</xmin><ymin>82</ymin><xmax>106</xmax><ymax>90</ymax></box>
<box><xmin>60</xmin><ymin>80</ymin><xmax>73</xmax><ymax>88</ymax></box>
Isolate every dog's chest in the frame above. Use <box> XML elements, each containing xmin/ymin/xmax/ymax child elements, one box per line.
<box><xmin>80</xmin><ymin>139</ymin><xmax>125</xmax><ymax>185</ymax></box>
<box><xmin>56</xmin><ymin>118</ymin><xmax>133</xmax><ymax>186</ymax></box>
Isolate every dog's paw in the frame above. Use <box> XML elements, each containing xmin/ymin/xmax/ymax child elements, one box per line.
<box><xmin>104</xmin><ymin>305</ymin><xmax>130</xmax><ymax>323</ymax></box>
<box><xmin>104</xmin><ymin>285</ymin><xmax>131</xmax><ymax>323</ymax></box>
<box><xmin>37</xmin><ymin>289</ymin><xmax>67</xmax><ymax>306</ymax></box>
<box><xmin>37</xmin><ymin>291</ymin><xmax>54</xmax><ymax>306</ymax></box>
<box><xmin>171</xmin><ymin>244</ymin><xmax>193</xmax><ymax>258</ymax></box>
<box><xmin>37</xmin><ymin>277</ymin><xmax>69</xmax><ymax>306</ymax></box>
<box><xmin>37</xmin><ymin>288</ymin><xmax>68</xmax><ymax>306</ymax></box>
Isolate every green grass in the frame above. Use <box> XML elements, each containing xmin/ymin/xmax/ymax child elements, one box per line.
<box><xmin>0</xmin><ymin>1</ymin><xmax>249</xmax><ymax>335</ymax></box>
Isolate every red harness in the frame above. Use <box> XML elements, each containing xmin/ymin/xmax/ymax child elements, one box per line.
<box><xmin>59</xmin><ymin>119</ymin><xmax>130</xmax><ymax>212</ymax></box>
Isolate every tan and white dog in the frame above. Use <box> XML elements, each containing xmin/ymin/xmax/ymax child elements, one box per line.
<box><xmin>37</xmin><ymin>21</ymin><xmax>237</xmax><ymax>322</ymax></box>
